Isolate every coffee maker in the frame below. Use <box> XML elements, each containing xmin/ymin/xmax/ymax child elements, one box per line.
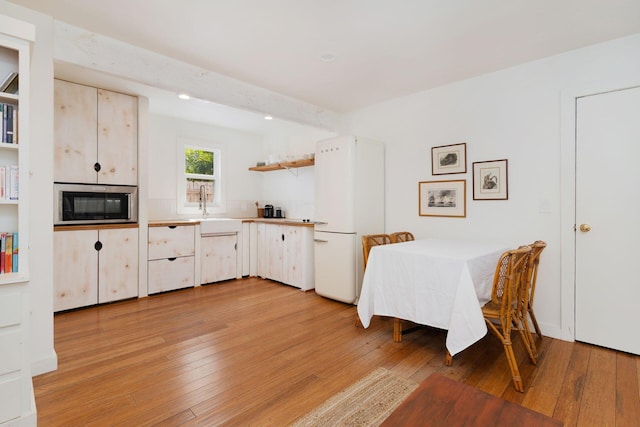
<box><xmin>263</xmin><ymin>204</ymin><xmax>274</xmax><ymax>218</ymax></box>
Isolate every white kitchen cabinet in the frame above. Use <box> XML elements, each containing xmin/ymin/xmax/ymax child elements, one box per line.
<box><xmin>257</xmin><ymin>222</ymin><xmax>314</xmax><ymax>290</ymax></box>
<box><xmin>54</xmin><ymin>79</ymin><xmax>138</xmax><ymax>185</ymax></box>
<box><xmin>148</xmin><ymin>225</ymin><xmax>195</xmax><ymax>294</ymax></box>
<box><xmin>201</xmin><ymin>234</ymin><xmax>237</xmax><ymax>284</ymax></box>
<box><xmin>54</xmin><ymin>226</ymin><xmax>139</xmax><ymax>312</ymax></box>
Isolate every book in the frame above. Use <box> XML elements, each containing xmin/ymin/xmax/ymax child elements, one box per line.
<box><xmin>2</xmin><ymin>74</ymin><xmax>18</xmax><ymax>95</ymax></box>
<box><xmin>4</xmin><ymin>104</ymin><xmax>13</xmax><ymax>143</ymax></box>
<box><xmin>12</xmin><ymin>232</ymin><xmax>17</xmax><ymax>272</ymax></box>
<box><xmin>0</xmin><ymin>166</ymin><xmax>5</xmax><ymax>200</ymax></box>
<box><xmin>5</xmin><ymin>232</ymin><xmax>12</xmax><ymax>273</ymax></box>
<box><xmin>1</xmin><ymin>103</ymin><xmax>5</xmax><ymax>142</ymax></box>
<box><xmin>0</xmin><ymin>72</ymin><xmax>17</xmax><ymax>92</ymax></box>
<box><xmin>0</xmin><ymin>233</ymin><xmax>5</xmax><ymax>273</ymax></box>
<box><xmin>8</xmin><ymin>165</ymin><xmax>18</xmax><ymax>200</ymax></box>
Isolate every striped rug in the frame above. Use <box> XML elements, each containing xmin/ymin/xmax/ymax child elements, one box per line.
<box><xmin>290</xmin><ymin>368</ymin><xmax>418</xmax><ymax>427</ymax></box>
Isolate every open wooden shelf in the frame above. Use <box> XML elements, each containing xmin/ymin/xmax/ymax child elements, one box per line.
<box><xmin>249</xmin><ymin>158</ymin><xmax>314</xmax><ymax>172</ymax></box>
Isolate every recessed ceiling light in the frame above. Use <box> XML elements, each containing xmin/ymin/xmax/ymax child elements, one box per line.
<box><xmin>319</xmin><ymin>53</ymin><xmax>337</xmax><ymax>63</ymax></box>
<box><xmin>264</xmin><ymin>115</ymin><xmax>273</xmax><ymax>120</ymax></box>
<box><xmin>178</xmin><ymin>93</ymin><xmax>190</xmax><ymax>100</ymax></box>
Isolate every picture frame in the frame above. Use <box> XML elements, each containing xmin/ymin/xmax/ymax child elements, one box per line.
<box><xmin>419</xmin><ymin>180</ymin><xmax>466</xmax><ymax>217</ymax></box>
<box><xmin>473</xmin><ymin>159</ymin><xmax>508</xmax><ymax>200</ymax></box>
<box><xmin>431</xmin><ymin>142</ymin><xmax>467</xmax><ymax>175</ymax></box>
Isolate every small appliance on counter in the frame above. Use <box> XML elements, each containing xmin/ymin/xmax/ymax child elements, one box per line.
<box><xmin>275</xmin><ymin>207</ymin><xmax>284</xmax><ymax>218</ymax></box>
<box><xmin>263</xmin><ymin>204</ymin><xmax>274</xmax><ymax>218</ymax></box>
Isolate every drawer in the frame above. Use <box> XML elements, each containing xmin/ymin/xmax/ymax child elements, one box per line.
<box><xmin>0</xmin><ymin>293</ymin><xmax>21</xmax><ymax>328</ymax></box>
<box><xmin>0</xmin><ymin>375</ymin><xmax>22</xmax><ymax>423</ymax></box>
<box><xmin>148</xmin><ymin>256</ymin><xmax>195</xmax><ymax>294</ymax></box>
<box><xmin>0</xmin><ymin>330</ymin><xmax>21</xmax><ymax>375</ymax></box>
<box><xmin>148</xmin><ymin>225</ymin><xmax>195</xmax><ymax>260</ymax></box>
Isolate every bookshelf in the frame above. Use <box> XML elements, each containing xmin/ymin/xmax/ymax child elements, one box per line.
<box><xmin>0</xmin><ymin>40</ymin><xmax>26</xmax><ymax>282</ymax></box>
<box><xmin>0</xmin><ymin>14</ymin><xmax>34</xmax><ymax>426</ymax></box>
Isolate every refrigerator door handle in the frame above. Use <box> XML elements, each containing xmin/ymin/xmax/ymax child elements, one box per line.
<box><xmin>314</xmin><ymin>238</ymin><xmax>328</xmax><ymax>243</ymax></box>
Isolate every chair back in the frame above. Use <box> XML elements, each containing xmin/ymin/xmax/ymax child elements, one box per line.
<box><xmin>362</xmin><ymin>234</ymin><xmax>392</xmax><ymax>268</ymax></box>
<box><xmin>390</xmin><ymin>231</ymin><xmax>415</xmax><ymax>243</ymax></box>
<box><xmin>524</xmin><ymin>241</ymin><xmax>546</xmax><ymax>307</ymax></box>
<box><xmin>491</xmin><ymin>246</ymin><xmax>531</xmax><ymax>323</ymax></box>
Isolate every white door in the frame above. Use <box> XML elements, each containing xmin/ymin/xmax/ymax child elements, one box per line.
<box><xmin>201</xmin><ymin>234</ymin><xmax>237</xmax><ymax>284</ymax></box>
<box><xmin>53</xmin><ymin>229</ymin><xmax>98</xmax><ymax>311</ymax></box>
<box><xmin>98</xmin><ymin>228</ymin><xmax>139</xmax><ymax>303</ymax></box>
<box><xmin>314</xmin><ymin>231</ymin><xmax>358</xmax><ymax>303</ymax></box>
<box><xmin>575</xmin><ymin>86</ymin><xmax>640</xmax><ymax>355</ymax></box>
<box><xmin>315</xmin><ymin>136</ymin><xmax>356</xmax><ymax>233</ymax></box>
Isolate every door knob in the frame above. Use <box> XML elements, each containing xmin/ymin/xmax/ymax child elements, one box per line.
<box><xmin>579</xmin><ymin>224</ymin><xmax>591</xmax><ymax>232</ymax></box>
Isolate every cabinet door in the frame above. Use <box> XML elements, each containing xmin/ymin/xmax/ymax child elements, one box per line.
<box><xmin>201</xmin><ymin>234</ymin><xmax>237</xmax><ymax>284</ymax></box>
<box><xmin>54</xmin><ymin>229</ymin><xmax>99</xmax><ymax>311</ymax></box>
<box><xmin>256</xmin><ymin>223</ymin><xmax>267</xmax><ymax>278</ymax></box>
<box><xmin>97</xmin><ymin>89</ymin><xmax>138</xmax><ymax>185</ymax></box>
<box><xmin>98</xmin><ymin>228</ymin><xmax>139</xmax><ymax>303</ymax></box>
<box><xmin>283</xmin><ymin>226</ymin><xmax>315</xmax><ymax>290</ymax></box>
<box><xmin>54</xmin><ymin>79</ymin><xmax>98</xmax><ymax>183</ymax></box>
<box><xmin>265</xmin><ymin>224</ymin><xmax>284</xmax><ymax>283</ymax></box>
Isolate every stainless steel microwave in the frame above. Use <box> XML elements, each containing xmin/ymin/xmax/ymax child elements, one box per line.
<box><xmin>54</xmin><ymin>183</ymin><xmax>138</xmax><ymax>225</ymax></box>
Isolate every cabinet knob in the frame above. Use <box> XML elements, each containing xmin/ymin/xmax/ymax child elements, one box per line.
<box><xmin>94</xmin><ymin>162</ymin><xmax>101</xmax><ymax>172</ymax></box>
<box><xmin>94</xmin><ymin>241</ymin><xmax>103</xmax><ymax>251</ymax></box>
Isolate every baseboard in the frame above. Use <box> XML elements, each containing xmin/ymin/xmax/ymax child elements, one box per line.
<box><xmin>31</xmin><ymin>350</ymin><xmax>58</xmax><ymax>376</ymax></box>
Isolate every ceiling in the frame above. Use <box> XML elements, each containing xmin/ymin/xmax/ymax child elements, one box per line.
<box><xmin>8</xmin><ymin>0</ymin><xmax>640</xmax><ymax>115</ymax></box>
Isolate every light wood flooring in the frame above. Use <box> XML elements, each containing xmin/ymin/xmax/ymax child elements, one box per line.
<box><xmin>33</xmin><ymin>277</ymin><xmax>640</xmax><ymax>426</ymax></box>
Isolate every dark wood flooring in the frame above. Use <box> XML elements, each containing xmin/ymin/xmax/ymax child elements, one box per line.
<box><xmin>33</xmin><ymin>277</ymin><xmax>640</xmax><ymax>426</ymax></box>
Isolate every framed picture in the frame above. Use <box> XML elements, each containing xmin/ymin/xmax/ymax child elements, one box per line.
<box><xmin>419</xmin><ymin>180</ymin><xmax>466</xmax><ymax>217</ymax></box>
<box><xmin>431</xmin><ymin>143</ymin><xmax>467</xmax><ymax>175</ymax></box>
<box><xmin>473</xmin><ymin>159</ymin><xmax>508</xmax><ymax>200</ymax></box>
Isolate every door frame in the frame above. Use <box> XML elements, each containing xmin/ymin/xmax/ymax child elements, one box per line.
<box><xmin>559</xmin><ymin>78</ymin><xmax>640</xmax><ymax>342</ymax></box>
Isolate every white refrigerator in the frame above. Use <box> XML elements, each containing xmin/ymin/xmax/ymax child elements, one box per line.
<box><xmin>314</xmin><ymin>135</ymin><xmax>385</xmax><ymax>304</ymax></box>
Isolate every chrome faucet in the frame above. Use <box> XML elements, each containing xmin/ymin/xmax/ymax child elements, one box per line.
<box><xmin>199</xmin><ymin>184</ymin><xmax>209</xmax><ymax>218</ymax></box>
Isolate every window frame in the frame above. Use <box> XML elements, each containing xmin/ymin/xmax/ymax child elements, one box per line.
<box><xmin>176</xmin><ymin>138</ymin><xmax>225</xmax><ymax>215</ymax></box>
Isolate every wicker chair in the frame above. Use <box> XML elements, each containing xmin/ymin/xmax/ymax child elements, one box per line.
<box><xmin>445</xmin><ymin>245</ymin><xmax>532</xmax><ymax>392</ymax></box>
<box><xmin>483</xmin><ymin>245</ymin><xmax>532</xmax><ymax>392</ymax></box>
<box><xmin>357</xmin><ymin>234</ymin><xmax>392</xmax><ymax>328</ymax></box>
<box><xmin>389</xmin><ymin>231</ymin><xmax>415</xmax><ymax>243</ymax></box>
<box><xmin>516</xmin><ymin>240</ymin><xmax>547</xmax><ymax>361</ymax></box>
<box><xmin>361</xmin><ymin>234</ymin><xmax>392</xmax><ymax>268</ymax></box>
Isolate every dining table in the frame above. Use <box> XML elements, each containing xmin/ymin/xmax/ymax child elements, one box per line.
<box><xmin>357</xmin><ymin>238</ymin><xmax>510</xmax><ymax>357</ymax></box>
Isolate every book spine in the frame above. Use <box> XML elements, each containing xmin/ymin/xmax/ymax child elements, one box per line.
<box><xmin>0</xmin><ymin>166</ymin><xmax>5</xmax><ymax>200</ymax></box>
<box><xmin>5</xmin><ymin>105</ymin><xmax>13</xmax><ymax>144</ymax></box>
<box><xmin>9</xmin><ymin>165</ymin><xmax>18</xmax><ymax>200</ymax></box>
<box><xmin>0</xmin><ymin>233</ymin><xmax>5</xmax><ymax>274</ymax></box>
<box><xmin>5</xmin><ymin>233</ymin><xmax>12</xmax><ymax>273</ymax></box>
<box><xmin>12</xmin><ymin>232</ymin><xmax>17</xmax><ymax>273</ymax></box>
<box><xmin>1</xmin><ymin>103</ymin><xmax>5</xmax><ymax>143</ymax></box>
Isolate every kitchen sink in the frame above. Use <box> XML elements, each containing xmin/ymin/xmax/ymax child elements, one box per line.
<box><xmin>197</xmin><ymin>218</ymin><xmax>242</xmax><ymax>234</ymax></box>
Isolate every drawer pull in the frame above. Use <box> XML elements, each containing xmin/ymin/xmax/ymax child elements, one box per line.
<box><xmin>167</xmin><ymin>257</ymin><xmax>177</xmax><ymax>261</ymax></box>
<box><xmin>168</xmin><ymin>226</ymin><xmax>177</xmax><ymax>229</ymax></box>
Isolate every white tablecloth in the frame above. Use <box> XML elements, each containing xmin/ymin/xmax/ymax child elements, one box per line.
<box><xmin>357</xmin><ymin>238</ymin><xmax>509</xmax><ymax>356</ymax></box>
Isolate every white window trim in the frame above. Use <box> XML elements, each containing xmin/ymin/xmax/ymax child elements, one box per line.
<box><xmin>176</xmin><ymin>137</ymin><xmax>226</xmax><ymax>215</ymax></box>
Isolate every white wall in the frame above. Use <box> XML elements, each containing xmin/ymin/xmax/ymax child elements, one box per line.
<box><xmin>259</xmin><ymin>121</ymin><xmax>334</xmax><ymax>219</ymax></box>
<box><xmin>343</xmin><ymin>33</ymin><xmax>640</xmax><ymax>340</ymax></box>
<box><xmin>147</xmin><ymin>114</ymin><xmax>264</xmax><ymax>219</ymax></box>
<box><xmin>147</xmin><ymin>113</ymin><xmax>334</xmax><ymax>221</ymax></box>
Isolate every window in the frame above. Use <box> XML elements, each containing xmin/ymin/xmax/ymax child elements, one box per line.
<box><xmin>177</xmin><ymin>139</ymin><xmax>224</xmax><ymax>214</ymax></box>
